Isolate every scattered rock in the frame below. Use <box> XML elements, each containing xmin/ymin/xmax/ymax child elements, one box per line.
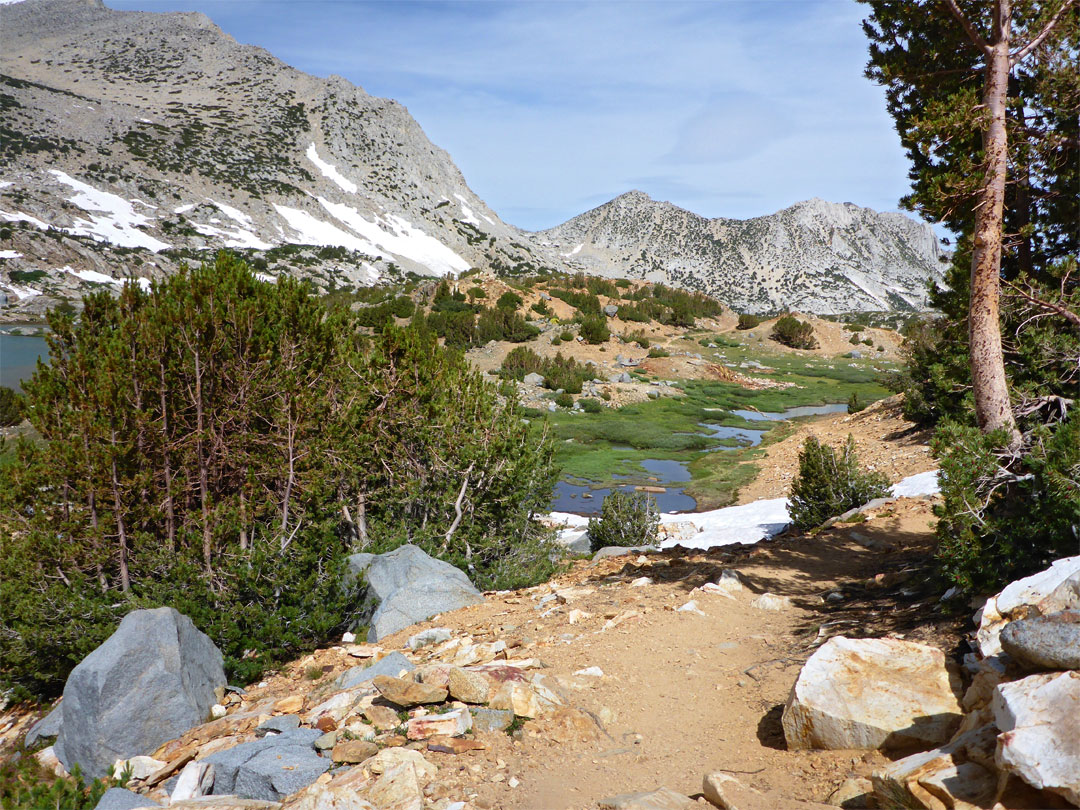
<box><xmin>34</xmin><ymin>745</ymin><xmax>67</xmax><ymax>778</ymax></box>
<box><xmin>999</xmin><ymin>610</ymin><xmax>1080</xmax><ymax>671</ymax></box>
<box><xmin>330</xmin><ymin>739</ymin><xmax>379</xmax><ymax>764</ymax></box>
<box><xmin>284</xmin><ymin>783</ymin><xmax>376</xmax><ymax>810</ymax></box>
<box><xmin>406</xmin><ymin>628</ymin><xmax>452</xmax><ymax>650</ymax></box>
<box><xmin>25</xmin><ymin>703</ymin><xmax>63</xmax><ymax>748</ymax></box>
<box><xmin>522</xmin><ymin>372</ymin><xmax>544</xmax><ymax>386</ymax></box>
<box><xmin>975</xmin><ymin>555</ymin><xmax>1080</xmax><ymax>657</ymax></box>
<box><xmin>372</xmin><ymin>675</ymin><xmax>448</xmax><ymax>707</ymax></box>
<box><xmin>56</xmin><ymin>607</ymin><xmax>226</xmax><ymax>781</ymax></box>
<box><xmin>255</xmin><ymin>715</ymin><xmax>301</xmax><ymax>737</ymax></box>
<box><xmin>675</xmin><ymin>600</ymin><xmax>704</xmax><ymax>616</ymax></box>
<box><xmin>273</xmin><ymin>696</ymin><xmax>304</xmax><ymax>714</ymax></box>
<box><xmin>603</xmin><ymin>304</ymin><xmax>619</xmax><ymax>317</ymax></box>
<box><xmin>871</xmin><ymin>724</ymin><xmax>998</xmax><ymax>810</ymax></box>
<box><xmin>363</xmin><ymin>704</ymin><xmax>403</xmax><ymax>731</ymax></box>
<box><xmin>825</xmin><ymin>777</ymin><xmax>873</xmax><ymax>808</ymax></box>
<box><xmin>782</xmin><ymin>636</ymin><xmax>963</xmax><ymax>751</ymax></box>
<box><xmin>93</xmin><ymin>787</ymin><xmax>161</xmax><ymax>810</ymax></box>
<box><xmin>346</xmin><ymin>544</ymin><xmax>483</xmax><ymax>642</ymax></box>
<box><xmin>703</xmin><ymin>772</ymin><xmax>834</xmax><ymax>809</ymax></box>
<box><xmin>470</xmin><ymin>708</ymin><xmax>514</xmax><ymax>733</ymax></box>
<box><xmin>314</xmin><ymin>731</ymin><xmax>337</xmax><ymax>751</ymax></box>
<box><xmin>993</xmin><ymin>670</ymin><xmax>1080</xmax><ymax>804</ymax></box>
<box><xmin>447</xmin><ymin>667</ymin><xmax>490</xmax><ymax>704</ymax></box>
<box><xmin>406</xmin><ymin>707</ymin><xmax>472</xmax><ymax>740</ymax></box>
<box><xmin>425</xmin><ymin>736</ymin><xmax>487</xmax><ymax>754</ymax></box>
<box><xmin>170</xmin><ymin>760</ymin><xmax>215</xmax><ymax>802</ymax></box>
<box><xmin>488</xmin><ymin>680</ymin><xmax>563</xmax><ymax>718</ymax></box>
<box><xmin>112</xmin><ymin>756</ymin><xmax>166</xmax><ymax>781</ymax></box>
<box><xmin>751</xmin><ymin>593</ymin><xmax>793</xmax><ymax>611</ymax></box>
<box><xmin>337</xmin><ymin>652</ymin><xmax>416</xmax><ymax>689</ymax></box>
<box><xmin>592</xmin><ymin>545</ymin><xmax>655</xmax><ymax>561</ymax></box>
<box><xmin>202</xmin><ymin>728</ymin><xmax>327</xmax><ymax>801</ymax></box>
<box><xmin>598</xmin><ymin>786</ymin><xmax>696</xmax><ymax>810</ymax></box>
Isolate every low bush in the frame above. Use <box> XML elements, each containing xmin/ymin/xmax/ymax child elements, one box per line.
<box><xmin>736</xmin><ymin>313</ymin><xmax>761</xmax><ymax>330</ymax></box>
<box><xmin>467</xmin><ymin>286</ymin><xmax>487</xmax><ymax>300</ymax></box>
<box><xmin>847</xmin><ymin>392</ymin><xmax>867</xmax><ymax>414</ymax></box>
<box><xmin>554</xmin><ymin>392</ymin><xmax>574</xmax><ymax>408</ymax></box>
<box><xmin>579</xmin><ymin>398</ymin><xmax>603</xmax><ymax>413</ymax></box>
<box><xmin>0</xmin><ymin>386</ymin><xmax>24</xmax><ymax>427</ymax></box>
<box><xmin>496</xmin><ymin>291</ymin><xmax>523</xmax><ymax>311</ymax></box>
<box><xmin>647</xmin><ymin>347</ymin><xmax>669</xmax><ymax>358</ymax></box>
<box><xmin>0</xmin><ymin>756</ymin><xmax>108</xmax><ymax>810</ymax></box>
<box><xmin>788</xmin><ymin>435</ymin><xmax>889</xmax><ymax>531</ymax></box>
<box><xmin>580</xmin><ymin>315</ymin><xmax>610</xmax><ymax>344</ymax></box>
<box><xmin>530</xmin><ymin>301</ymin><xmax>551</xmax><ymax>317</ymax></box>
<box><xmin>771</xmin><ymin>315</ymin><xmax>818</xmax><ymax>349</ymax></box>
<box><xmin>587</xmin><ymin>490</ymin><xmax>659</xmax><ymax>552</ymax></box>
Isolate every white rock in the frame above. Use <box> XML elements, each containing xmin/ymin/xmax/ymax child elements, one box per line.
<box><xmin>210</xmin><ymin>703</ymin><xmax>227</xmax><ymax>719</ymax></box>
<box><xmin>112</xmin><ymin>755</ymin><xmax>166</xmax><ymax>781</ymax></box>
<box><xmin>676</xmin><ymin>600</ymin><xmax>705</xmax><ymax>616</ymax></box>
<box><xmin>574</xmin><ymin>666</ymin><xmax>605</xmax><ymax>677</ymax></box>
<box><xmin>171</xmin><ymin>760</ymin><xmax>215</xmax><ymax>801</ymax></box>
<box><xmin>33</xmin><ymin>746</ymin><xmax>68</xmax><ymax>778</ymax></box>
<box><xmin>976</xmin><ymin>555</ymin><xmax>1080</xmax><ymax>657</ymax></box>
<box><xmin>407</xmin><ymin>627</ymin><xmax>453</xmax><ymax>650</ymax></box>
<box><xmin>630</xmin><ymin>576</ymin><xmax>653</xmax><ymax>587</ymax></box>
<box><xmin>993</xmin><ymin>670</ymin><xmax>1080</xmax><ymax>804</ymax></box>
<box><xmin>782</xmin><ymin>636</ymin><xmax>963</xmax><ymax>750</ymax></box>
<box><xmin>342</xmin><ymin>631</ymin><xmax>356</xmax><ymax>644</ymax></box>
<box><xmin>751</xmin><ymin>593</ymin><xmax>792</xmax><ymax>611</ymax></box>
<box><xmin>405</xmin><ymin>707</ymin><xmax>472</xmax><ymax>740</ymax></box>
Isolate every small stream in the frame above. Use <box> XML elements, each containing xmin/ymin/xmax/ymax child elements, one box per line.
<box><xmin>553</xmin><ymin>402</ymin><xmax>850</xmax><ymax>515</ymax></box>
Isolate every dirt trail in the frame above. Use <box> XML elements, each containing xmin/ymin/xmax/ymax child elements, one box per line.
<box><xmin>365</xmin><ymin>496</ymin><xmax>953</xmax><ymax>809</ymax></box>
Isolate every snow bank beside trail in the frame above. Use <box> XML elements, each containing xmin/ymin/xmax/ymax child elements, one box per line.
<box><xmin>547</xmin><ymin>470</ymin><xmax>941</xmax><ymax>552</ymax></box>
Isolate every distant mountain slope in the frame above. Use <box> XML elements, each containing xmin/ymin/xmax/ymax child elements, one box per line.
<box><xmin>0</xmin><ymin>0</ymin><xmax>561</xmax><ymax>316</ymax></box>
<box><xmin>533</xmin><ymin>191</ymin><xmax>947</xmax><ymax>314</ymax></box>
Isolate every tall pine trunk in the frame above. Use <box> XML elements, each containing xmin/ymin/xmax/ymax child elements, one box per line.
<box><xmin>967</xmin><ymin>4</ymin><xmax>1020</xmax><ymax>444</ymax></box>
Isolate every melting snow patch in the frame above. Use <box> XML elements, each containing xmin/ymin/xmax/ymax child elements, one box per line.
<box><xmin>174</xmin><ymin>203</ymin><xmax>196</xmax><ymax>214</ymax></box>
<box><xmin>0</xmin><ymin>250</ymin><xmax>22</xmax><ymax>259</ymax></box>
<box><xmin>317</xmin><ymin>198</ymin><xmax>469</xmax><ymax>277</ymax></box>
<box><xmin>2</xmin><ymin>283</ymin><xmax>40</xmax><ymax>300</ymax></box>
<box><xmin>50</xmin><ymin>171</ymin><xmax>170</xmax><ymax>252</ymax></box>
<box><xmin>67</xmin><ymin>267</ymin><xmax>150</xmax><ymax>291</ymax></box>
<box><xmin>454</xmin><ymin>193</ymin><xmax>480</xmax><ymax>227</ymax></box>
<box><xmin>306</xmin><ymin>144</ymin><xmax>358</xmax><ymax>194</ymax></box>
<box><xmin>210</xmin><ymin>199</ymin><xmax>254</xmax><ymax>228</ymax></box>
<box><xmin>0</xmin><ymin>181</ymin><xmax>14</xmax><ymax>189</ymax></box>
<box><xmin>255</xmin><ymin>272</ymin><xmax>277</xmax><ymax>284</ymax></box>
<box><xmin>890</xmin><ymin>469</ymin><xmax>939</xmax><ymax>497</ymax></box>
<box><xmin>562</xmin><ymin>243</ymin><xmax>584</xmax><ymax>258</ymax></box>
<box><xmin>192</xmin><ymin>222</ymin><xmax>272</xmax><ymax>251</ymax></box>
<box><xmin>0</xmin><ymin>209</ymin><xmax>49</xmax><ymax>229</ymax></box>
<box><xmin>274</xmin><ymin>203</ymin><xmax>387</xmax><ymax>257</ymax></box>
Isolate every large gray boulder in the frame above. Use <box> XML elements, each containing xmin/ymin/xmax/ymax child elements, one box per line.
<box><xmin>203</xmin><ymin>728</ymin><xmax>327</xmax><ymax>801</ymax></box>
<box><xmin>25</xmin><ymin>702</ymin><xmax>63</xmax><ymax>747</ymax></box>
<box><xmin>346</xmin><ymin>544</ymin><xmax>483</xmax><ymax>641</ymax></box>
<box><xmin>56</xmin><ymin>607</ymin><xmax>225</xmax><ymax>781</ymax></box>
<box><xmin>93</xmin><ymin>787</ymin><xmax>161</xmax><ymax>810</ymax></box>
<box><xmin>336</xmin><ymin>651</ymin><xmax>415</xmax><ymax>689</ymax></box>
<box><xmin>1000</xmin><ymin>610</ymin><xmax>1080</xmax><ymax>671</ymax></box>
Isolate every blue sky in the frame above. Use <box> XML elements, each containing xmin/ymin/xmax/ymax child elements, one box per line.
<box><xmin>110</xmin><ymin>0</ymin><xmax>917</xmax><ymax>232</ymax></box>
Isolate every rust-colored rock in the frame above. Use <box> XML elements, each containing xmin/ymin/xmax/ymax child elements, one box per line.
<box><xmin>372</xmin><ymin>675</ymin><xmax>448</xmax><ymax>708</ymax></box>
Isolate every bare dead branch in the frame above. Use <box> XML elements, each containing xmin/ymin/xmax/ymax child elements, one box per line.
<box><xmin>1002</xmin><ymin>279</ymin><xmax>1080</xmax><ymax>331</ymax></box>
<box><xmin>1011</xmin><ymin>0</ymin><xmax>1076</xmax><ymax>63</ymax></box>
<box><xmin>943</xmin><ymin>0</ymin><xmax>993</xmax><ymax>54</ymax></box>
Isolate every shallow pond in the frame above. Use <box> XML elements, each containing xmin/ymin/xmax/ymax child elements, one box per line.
<box><xmin>0</xmin><ymin>334</ymin><xmax>49</xmax><ymax>392</ymax></box>
<box><xmin>552</xmin><ymin>480</ymin><xmax>697</xmax><ymax>515</ymax></box>
<box><xmin>729</xmin><ymin>402</ymin><xmax>849</xmax><ymax>421</ymax></box>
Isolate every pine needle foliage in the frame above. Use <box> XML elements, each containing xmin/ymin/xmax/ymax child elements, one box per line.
<box><xmin>788</xmin><ymin>435</ymin><xmax>890</xmax><ymax>531</ymax></box>
<box><xmin>587</xmin><ymin>491</ymin><xmax>659</xmax><ymax>552</ymax></box>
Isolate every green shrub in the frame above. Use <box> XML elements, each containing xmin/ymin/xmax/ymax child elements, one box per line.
<box><xmin>0</xmin><ymin>254</ymin><xmax>558</xmax><ymax>697</ymax></box>
<box><xmin>615</xmin><ymin>279</ymin><xmax>631</xmax><ymax>289</ymax></box>
<box><xmin>934</xmin><ymin>416</ymin><xmax>1080</xmax><ymax>592</ymax></box>
<box><xmin>467</xmin><ymin>286</ymin><xmax>487</xmax><ymax>300</ymax></box>
<box><xmin>647</xmin><ymin>347</ymin><xmax>669</xmax><ymax>358</ymax></box>
<box><xmin>475</xmin><ymin>307</ymin><xmax>540</xmax><ymax>344</ymax></box>
<box><xmin>771</xmin><ymin>315</ymin><xmax>818</xmax><ymax>349</ymax></box>
<box><xmin>0</xmin><ymin>756</ymin><xmax>108</xmax><ymax>810</ymax></box>
<box><xmin>579</xmin><ymin>398</ymin><xmax>603</xmax><ymax>413</ymax></box>
<box><xmin>844</xmin><ymin>323</ymin><xmax>865</xmax><ymax>332</ymax></box>
<box><xmin>628</xmin><ymin>333</ymin><xmax>649</xmax><ymax>349</ymax></box>
<box><xmin>0</xmin><ymin>386</ymin><xmax>24</xmax><ymax>427</ymax></box>
<box><xmin>499</xmin><ymin>346</ymin><xmax>544</xmax><ymax>380</ymax></box>
<box><xmin>496</xmin><ymin>291</ymin><xmax>523</xmax><ymax>311</ymax></box>
<box><xmin>849</xmin><ymin>333</ymin><xmax>861</xmax><ymax>345</ymax></box>
<box><xmin>847</xmin><ymin>392</ymin><xmax>867</xmax><ymax>414</ymax></box>
<box><xmin>579</xmin><ymin>315</ymin><xmax>610</xmax><ymax>344</ymax></box>
<box><xmin>788</xmin><ymin>435</ymin><xmax>889</xmax><ymax>531</ymax></box>
<box><xmin>587</xmin><ymin>491</ymin><xmax>659</xmax><ymax>552</ymax></box>
<box><xmin>862</xmin><ymin>337</ymin><xmax>873</xmax><ymax>346</ymax></box>
<box><xmin>559</xmin><ymin>330</ymin><xmax>574</xmax><ymax>342</ymax></box>
<box><xmin>530</xmin><ymin>301</ymin><xmax>551</xmax><ymax>317</ymax></box>
<box><xmin>736</xmin><ymin>313</ymin><xmax>761</xmax><ymax>330</ymax></box>
<box><xmin>554</xmin><ymin>393</ymin><xmax>574</xmax><ymax>408</ymax></box>
<box><xmin>551</xmin><ymin>336</ymin><xmax>561</xmax><ymax>346</ymax></box>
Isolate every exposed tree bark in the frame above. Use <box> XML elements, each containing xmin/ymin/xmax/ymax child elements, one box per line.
<box><xmin>194</xmin><ymin>348</ymin><xmax>212</xmax><ymax>572</ymax></box>
<box><xmin>944</xmin><ymin>0</ymin><xmax>1073</xmax><ymax>446</ymax></box>
<box><xmin>110</xmin><ymin>430</ymin><xmax>130</xmax><ymax>593</ymax></box>
<box><xmin>158</xmin><ymin>358</ymin><xmax>176</xmax><ymax>549</ymax></box>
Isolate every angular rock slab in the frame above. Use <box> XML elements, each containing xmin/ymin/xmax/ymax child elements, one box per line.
<box><xmin>93</xmin><ymin>788</ymin><xmax>161</xmax><ymax>810</ymax></box>
<box><xmin>57</xmin><ymin>607</ymin><xmax>226</xmax><ymax>781</ymax></box>
<box><xmin>703</xmin><ymin>773</ymin><xmax>834</xmax><ymax>810</ymax></box>
<box><xmin>782</xmin><ymin>636</ymin><xmax>962</xmax><ymax>751</ymax></box>
<box><xmin>975</xmin><ymin>556</ymin><xmax>1080</xmax><ymax>657</ymax></box>
<box><xmin>336</xmin><ymin>651</ymin><xmax>415</xmax><ymax>689</ymax></box>
<box><xmin>993</xmin><ymin>670</ymin><xmax>1080</xmax><ymax>805</ymax></box>
<box><xmin>346</xmin><ymin>544</ymin><xmax>483</xmax><ymax>642</ymax></box>
<box><xmin>999</xmin><ymin>610</ymin><xmax>1080</xmax><ymax>671</ymax></box>
<box><xmin>598</xmin><ymin>787</ymin><xmax>697</xmax><ymax>810</ymax></box>
<box><xmin>203</xmin><ymin>728</ymin><xmax>327</xmax><ymax>802</ymax></box>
